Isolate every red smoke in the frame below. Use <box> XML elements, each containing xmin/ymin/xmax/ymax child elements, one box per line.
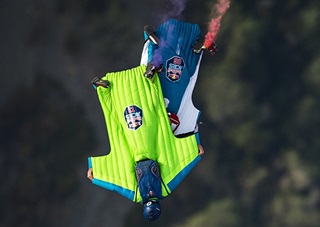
<box><xmin>204</xmin><ymin>0</ymin><xmax>230</xmax><ymax>48</ymax></box>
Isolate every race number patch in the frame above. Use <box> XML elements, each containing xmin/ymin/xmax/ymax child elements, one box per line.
<box><xmin>166</xmin><ymin>56</ymin><xmax>185</xmax><ymax>82</ymax></box>
<box><xmin>124</xmin><ymin>105</ymin><xmax>143</xmax><ymax>130</ymax></box>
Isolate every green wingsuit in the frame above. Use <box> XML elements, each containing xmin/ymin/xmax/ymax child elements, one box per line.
<box><xmin>88</xmin><ymin>65</ymin><xmax>201</xmax><ymax>203</ymax></box>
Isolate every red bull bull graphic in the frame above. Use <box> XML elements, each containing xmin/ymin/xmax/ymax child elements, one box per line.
<box><xmin>124</xmin><ymin>105</ymin><xmax>143</xmax><ymax>130</ymax></box>
<box><xmin>166</xmin><ymin>56</ymin><xmax>185</xmax><ymax>82</ymax></box>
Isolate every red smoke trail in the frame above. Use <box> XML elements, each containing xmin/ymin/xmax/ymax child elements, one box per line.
<box><xmin>204</xmin><ymin>0</ymin><xmax>230</xmax><ymax>48</ymax></box>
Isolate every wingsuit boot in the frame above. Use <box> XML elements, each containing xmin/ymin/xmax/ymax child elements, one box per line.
<box><xmin>144</xmin><ymin>25</ymin><xmax>160</xmax><ymax>45</ymax></box>
<box><xmin>193</xmin><ymin>34</ymin><xmax>218</xmax><ymax>55</ymax></box>
<box><xmin>144</xmin><ymin>63</ymin><xmax>163</xmax><ymax>79</ymax></box>
<box><xmin>91</xmin><ymin>77</ymin><xmax>110</xmax><ymax>89</ymax></box>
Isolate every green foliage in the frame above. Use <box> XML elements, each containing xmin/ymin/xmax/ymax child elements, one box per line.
<box><xmin>193</xmin><ymin>0</ymin><xmax>320</xmax><ymax>226</ymax></box>
<box><xmin>0</xmin><ymin>75</ymin><xmax>95</xmax><ymax>226</ymax></box>
<box><xmin>264</xmin><ymin>152</ymin><xmax>320</xmax><ymax>227</ymax></box>
<box><xmin>2</xmin><ymin>0</ymin><xmax>320</xmax><ymax>226</ymax></box>
<box><xmin>174</xmin><ymin>199</ymin><xmax>240</xmax><ymax>227</ymax></box>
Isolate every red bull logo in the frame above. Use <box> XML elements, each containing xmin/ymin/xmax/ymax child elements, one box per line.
<box><xmin>166</xmin><ymin>56</ymin><xmax>185</xmax><ymax>82</ymax></box>
<box><xmin>124</xmin><ymin>105</ymin><xmax>143</xmax><ymax>130</ymax></box>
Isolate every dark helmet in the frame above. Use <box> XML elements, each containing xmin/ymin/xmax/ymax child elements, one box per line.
<box><xmin>143</xmin><ymin>200</ymin><xmax>161</xmax><ymax>222</ymax></box>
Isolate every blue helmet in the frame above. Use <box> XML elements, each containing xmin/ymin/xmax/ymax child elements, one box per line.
<box><xmin>143</xmin><ymin>200</ymin><xmax>161</xmax><ymax>222</ymax></box>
